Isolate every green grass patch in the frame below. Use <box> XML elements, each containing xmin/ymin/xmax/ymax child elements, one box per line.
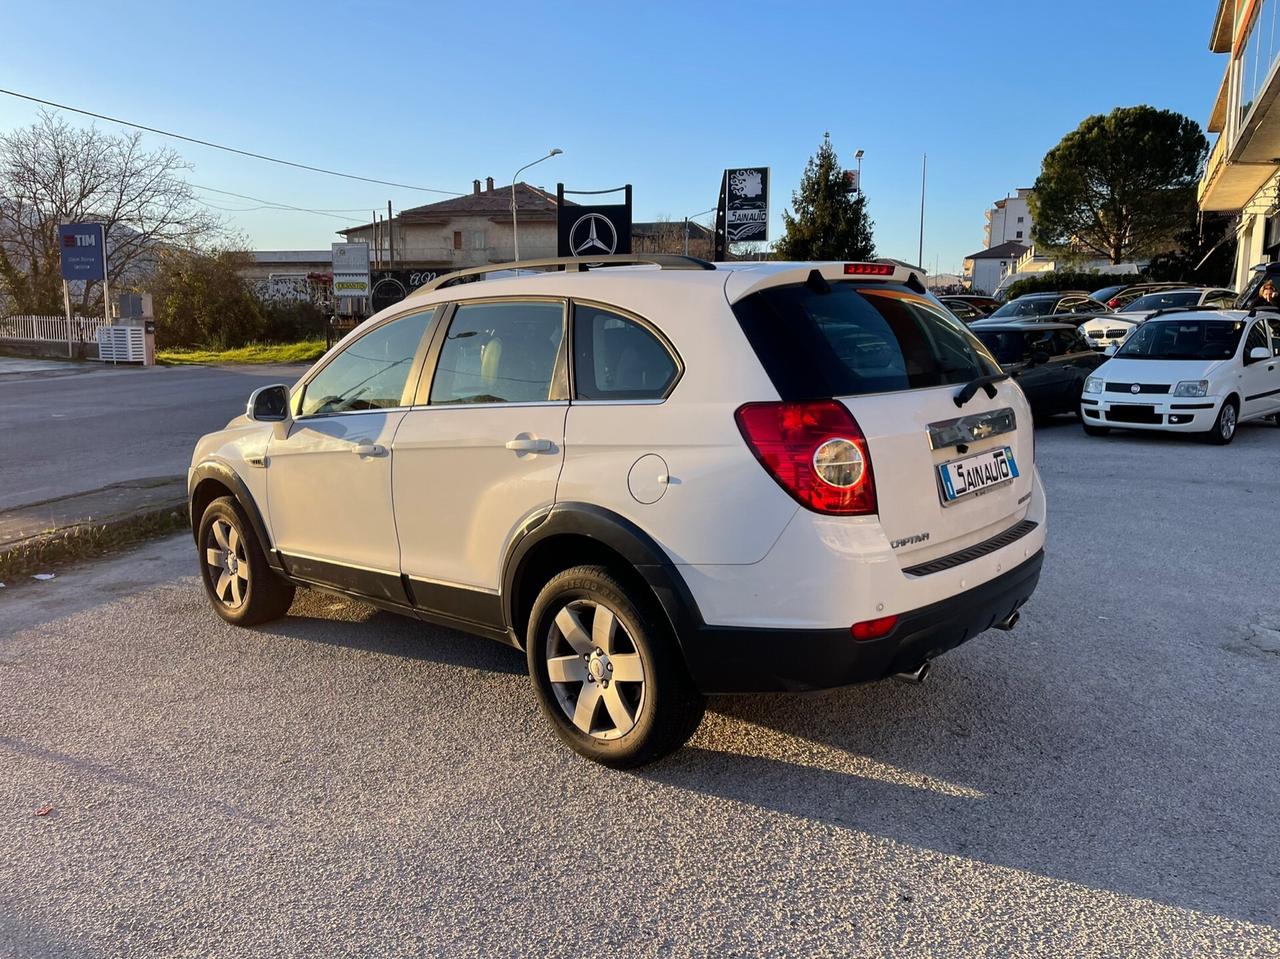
<box><xmin>157</xmin><ymin>340</ymin><xmax>326</xmax><ymax>365</ymax></box>
<box><xmin>0</xmin><ymin>507</ymin><xmax>190</xmax><ymax>583</ymax></box>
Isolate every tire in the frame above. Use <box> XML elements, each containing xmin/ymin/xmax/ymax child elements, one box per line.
<box><xmin>197</xmin><ymin>495</ymin><xmax>295</xmax><ymax>626</ymax></box>
<box><xmin>1202</xmin><ymin>398</ymin><xmax>1238</xmax><ymax>445</ymax></box>
<box><xmin>1082</xmin><ymin>421</ymin><xmax>1110</xmax><ymax>437</ymax></box>
<box><xmin>526</xmin><ymin>565</ymin><xmax>705</xmax><ymax>768</ymax></box>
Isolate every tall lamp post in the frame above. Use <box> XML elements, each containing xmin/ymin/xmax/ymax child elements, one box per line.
<box><xmin>511</xmin><ymin>148</ymin><xmax>563</xmax><ymax>261</ymax></box>
<box><xmin>683</xmin><ymin>206</ymin><xmax>718</xmax><ymax>256</ymax></box>
<box><xmin>854</xmin><ymin>149</ymin><xmax>864</xmax><ymax>192</ymax></box>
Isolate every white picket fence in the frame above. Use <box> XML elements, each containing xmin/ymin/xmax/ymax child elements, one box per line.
<box><xmin>0</xmin><ymin>314</ymin><xmax>112</xmax><ymax>343</ymax></box>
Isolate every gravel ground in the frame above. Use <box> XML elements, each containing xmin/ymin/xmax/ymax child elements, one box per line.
<box><xmin>2</xmin><ymin>418</ymin><xmax>1278</xmax><ymax>958</ymax></box>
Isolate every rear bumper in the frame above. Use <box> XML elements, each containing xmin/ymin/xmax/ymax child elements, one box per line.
<box><xmin>681</xmin><ymin>550</ymin><xmax>1043</xmax><ymax>693</ymax></box>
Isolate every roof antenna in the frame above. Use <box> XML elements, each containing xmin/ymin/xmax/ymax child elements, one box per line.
<box><xmin>806</xmin><ymin>269</ymin><xmax>831</xmax><ymax>294</ymax></box>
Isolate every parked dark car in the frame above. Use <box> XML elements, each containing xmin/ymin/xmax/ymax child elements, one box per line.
<box><xmin>972</xmin><ymin>321</ymin><xmax>1104</xmax><ymax>417</ymax></box>
<box><xmin>1088</xmin><ymin>282</ymin><xmax>1186</xmax><ymax>311</ymax></box>
<box><xmin>939</xmin><ymin>294</ymin><xmax>1000</xmax><ymax>317</ymax></box>
<box><xmin>985</xmin><ymin>292</ymin><xmax>1111</xmax><ymax>319</ymax></box>
<box><xmin>938</xmin><ymin>296</ymin><xmax>987</xmax><ymax>321</ymax></box>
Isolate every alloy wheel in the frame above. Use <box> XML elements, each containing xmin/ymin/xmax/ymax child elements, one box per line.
<box><xmin>545</xmin><ymin>599</ymin><xmax>646</xmax><ymax>741</ymax></box>
<box><xmin>1221</xmin><ymin>404</ymin><xmax>1237</xmax><ymax>440</ymax></box>
<box><xmin>205</xmin><ymin>518</ymin><xmax>249</xmax><ymax>609</ymax></box>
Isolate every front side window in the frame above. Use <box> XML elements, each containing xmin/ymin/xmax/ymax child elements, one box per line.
<box><xmin>1126</xmin><ymin>291</ymin><xmax>1201</xmax><ymax>312</ymax></box>
<box><xmin>573</xmin><ymin>305</ymin><xmax>679</xmax><ymax>400</ymax></box>
<box><xmin>990</xmin><ymin>297</ymin><xmax>1055</xmax><ymax>318</ymax></box>
<box><xmin>1245</xmin><ymin>320</ymin><xmax>1270</xmax><ymax>360</ymax></box>
<box><xmin>1266</xmin><ymin>318</ymin><xmax>1280</xmax><ymax>356</ymax></box>
<box><xmin>429</xmin><ymin>300</ymin><xmax>565</xmax><ymax>405</ymax></box>
<box><xmin>973</xmin><ymin>330</ymin><xmax>1024</xmax><ymax>366</ymax></box>
<box><xmin>733</xmin><ymin>282</ymin><xmax>999</xmax><ymax>399</ymax></box>
<box><xmin>299</xmin><ymin>311</ymin><xmax>431</xmax><ymax>416</ymax></box>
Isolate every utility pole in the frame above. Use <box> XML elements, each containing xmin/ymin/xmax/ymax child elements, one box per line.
<box><xmin>387</xmin><ymin>200</ymin><xmax>394</xmax><ymax>269</ymax></box>
<box><xmin>918</xmin><ymin>153</ymin><xmax>927</xmax><ymax>269</ymax></box>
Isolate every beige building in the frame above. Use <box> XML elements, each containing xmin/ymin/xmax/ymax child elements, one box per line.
<box><xmin>339</xmin><ymin>178</ymin><xmax>571</xmax><ymax>272</ymax></box>
<box><xmin>1198</xmin><ymin>0</ymin><xmax>1280</xmax><ymax>288</ymax></box>
<box><xmin>983</xmin><ymin>189</ymin><xmax>1035</xmax><ymax>248</ymax></box>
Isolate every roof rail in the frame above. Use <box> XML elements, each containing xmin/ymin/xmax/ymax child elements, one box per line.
<box><xmin>419</xmin><ymin>254</ymin><xmax>716</xmax><ymax>292</ymax></box>
<box><xmin>1147</xmin><ymin>304</ymin><xmax>1227</xmax><ymax>320</ymax></box>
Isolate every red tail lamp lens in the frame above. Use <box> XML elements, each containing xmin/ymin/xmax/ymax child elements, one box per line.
<box><xmin>1107</xmin><ymin>297</ymin><xmax>1120</xmax><ymax>308</ymax></box>
<box><xmin>844</xmin><ymin>262</ymin><xmax>895</xmax><ymax>276</ymax></box>
<box><xmin>735</xmin><ymin>401</ymin><xmax>877</xmax><ymax>515</ymax></box>
<box><xmin>851</xmin><ymin>615</ymin><xmax>898</xmax><ymax>641</ymax></box>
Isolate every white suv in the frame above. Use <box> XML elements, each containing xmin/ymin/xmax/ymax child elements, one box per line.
<box><xmin>188</xmin><ymin>256</ymin><xmax>1047</xmax><ymax>767</ymax></box>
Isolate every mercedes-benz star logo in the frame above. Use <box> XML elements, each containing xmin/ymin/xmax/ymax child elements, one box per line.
<box><xmin>570</xmin><ymin>213</ymin><xmax>618</xmax><ymax>257</ymax></box>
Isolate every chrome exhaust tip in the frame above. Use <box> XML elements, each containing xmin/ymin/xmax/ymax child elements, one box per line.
<box><xmin>892</xmin><ymin>661</ymin><xmax>930</xmax><ymax>685</ymax></box>
<box><xmin>994</xmin><ymin>609</ymin><xmax>1021</xmax><ymax>631</ymax></box>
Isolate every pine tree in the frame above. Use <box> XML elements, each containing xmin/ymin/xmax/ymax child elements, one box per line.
<box><xmin>775</xmin><ymin>133</ymin><xmax>875</xmax><ymax>261</ymax></box>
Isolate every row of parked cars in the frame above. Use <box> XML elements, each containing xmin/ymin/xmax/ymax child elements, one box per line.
<box><xmin>936</xmin><ymin>269</ymin><xmax>1280</xmax><ymax>444</ymax></box>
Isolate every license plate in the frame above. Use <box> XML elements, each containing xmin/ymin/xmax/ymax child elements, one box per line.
<box><xmin>938</xmin><ymin>446</ymin><xmax>1019</xmax><ymax>503</ymax></box>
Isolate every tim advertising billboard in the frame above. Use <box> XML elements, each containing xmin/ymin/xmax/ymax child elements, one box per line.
<box><xmin>58</xmin><ymin>224</ymin><xmax>106</xmax><ymax>282</ymax></box>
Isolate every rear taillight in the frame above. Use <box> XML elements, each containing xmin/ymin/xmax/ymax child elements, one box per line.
<box><xmin>734</xmin><ymin>400</ymin><xmax>877</xmax><ymax>515</ymax></box>
<box><xmin>1107</xmin><ymin>297</ymin><xmax>1120</xmax><ymax>308</ymax></box>
<box><xmin>851</xmin><ymin>614</ymin><xmax>898</xmax><ymax>641</ymax></box>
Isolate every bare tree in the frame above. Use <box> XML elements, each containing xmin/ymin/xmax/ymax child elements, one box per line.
<box><xmin>0</xmin><ymin>111</ymin><xmax>219</xmax><ymax>314</ymax></box>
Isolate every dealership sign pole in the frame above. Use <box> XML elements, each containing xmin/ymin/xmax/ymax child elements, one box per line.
<box><xmin>58</xmin><ymin>223</ymin><xmax>107</xmax><ymax>358</ymax></box>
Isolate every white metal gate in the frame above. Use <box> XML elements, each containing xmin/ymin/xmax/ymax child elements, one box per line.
<box><xmin>97</xmin><ymin>325</ymin><xmax>145</xmax><ymax>363</ymax></box>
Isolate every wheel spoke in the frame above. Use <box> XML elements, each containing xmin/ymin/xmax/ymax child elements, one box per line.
<box><xmin>572</xmin><ymin>682</ymin><xmax>601</xmax><ymax>733</ymax></box>
<box><xmin>212</xmin><ymin>521</ymin><xmax>230</xmax><ymax>550</ymax></box>
<box><xmin>555</xmin><ymin>606</ymin><xmax>594</xmax><ymax>655</ymax></box>
<box><xmin>547</xmin><ymin>654</ymin><xmax>588</xmax><ymax>684</ymax></box>
<box><xmin>602</xmin><ymin>684</ymin><xmax>635</xmax><ymax>734</ymax></box>
<box><xmin>609</xmin><ymin>653</ymin><xmax>644</xmax><ymax>683</ymax></box>
<box><xmin>228</xmin><ymin>526</ymin><xmax>241</xmax><ymax>555</ymax></box>
<box><xmin>592</xmin><ymin>605</ymin><xmax>618</xmax><ymax>653</ymax></box>
<box><xmin>206</xmin><ymin>548</ymin><xmax>225</xmax><ymax>568</ymax></box>
<box><xmin>229</xmin><ymin>574</ymin><xmax>243</xmax><ymax>606</ymax></box>
<box><xmin>215</xmin><ymin>570</ymin><xmax>231</xmax><ymax>601</ymax></box>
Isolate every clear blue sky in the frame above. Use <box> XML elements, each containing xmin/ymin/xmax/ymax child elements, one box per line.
<box><xmin>1</xmin><ymin>0</ymin><xmax>1223</xmax><ymax>274</ymax></box>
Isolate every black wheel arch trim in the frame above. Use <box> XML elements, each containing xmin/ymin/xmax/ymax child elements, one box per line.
<box><xmin>500</xmin><ymin>502</ymin><xmax>705</xmax><ymax>653</ymax></box>
<box><xmin>188</xmin><ymin>461</ymin><xmax>282</xmax><ymax>572</ymax></box>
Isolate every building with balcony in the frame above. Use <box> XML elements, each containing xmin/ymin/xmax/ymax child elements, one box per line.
<box><xmin>1198</xmin><ymin>0</ymin><xmax>1280</xmax><ymax>288</ymax></box>
<box><xmin>982</xmin><ymin>189</ymin><xmax>1035</xmax><ymax>249</ymax></box>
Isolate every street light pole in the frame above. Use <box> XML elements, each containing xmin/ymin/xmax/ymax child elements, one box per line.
<box><xmin>511</xmin><ymin>148</ymin><xmax>563</xmax><ymax>261</ymax></box>
<box><xmin>682</xmin><ymin>206</ymin><xmax>718</xmax><ymax>256</ymax></box>
<box><xmin>918</xmin><ymin>153</ymin><xmax>927</xmax><ymax>270</ymax></box>
<box><xmin>855</xmin><ymin>149</ymin><xmax>864</xmax><ymax>193</ymax></box>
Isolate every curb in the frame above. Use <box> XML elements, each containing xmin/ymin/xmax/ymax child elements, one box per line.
<box><xmin>0</xmin><ymin>496</ymin><xmax>189</xmax><ymax>583</ymax></box>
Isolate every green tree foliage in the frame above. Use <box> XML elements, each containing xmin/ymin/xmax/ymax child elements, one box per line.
<box><xmin>150</xmin><ymin>248</ymin><xmax>265</xmax><ymax>349</ymax></box>
<box><xmin>1003</xmin><ymin>271</ymin><xmax>1144</xmax><ymax>301</ymax></box>
<box><xmin>1144</xmin><ymin>213</ymin><xmax>1237</xmax><ymax>287</ymax></box>
<box><xmin>775</xmin><ymin>133</ymin><xmax>874</xmax><ymax>261</ymax></box>
<box><xmin>1030</xmin><ymin>106</ymin><xmax>1207</xmax><ymax>265</ymax></box>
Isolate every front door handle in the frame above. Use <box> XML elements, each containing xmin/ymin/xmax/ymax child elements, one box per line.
<box><xmin>351</xmin><ymin>443</ymin><xmax>387</xmax><ymax>457</ymax></box>
<box><xmin>505</xmin><ymin>437</ymin><xmax>552</xmax><ymax>452</ymax></box>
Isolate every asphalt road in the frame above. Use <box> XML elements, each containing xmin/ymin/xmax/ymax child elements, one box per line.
<box><xmin>2</xmin><ymin>419</ymin><xmax>1279</xmax><ymax>957</ymax></box>
<box><xmin>0</xmin><ymin>360</ymin><xmax>309</xmax><ymax>510</ymax></box>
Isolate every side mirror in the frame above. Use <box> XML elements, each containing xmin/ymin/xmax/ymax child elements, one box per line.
<box><xmin>1104</xmin><ymin>345</ymin><xmax>1118</xmax><ymax>357</ymax></box>
<box><xmin>1249</xmin><ymin>346</ymin><xmax>1271</xmax><ymax>362</ymax></box>
<box><xmin>1029</xmin><ymin>349</ymin><xmax>1051</xmax><ymax>366</ymax></box>
<box><xmin>246</xmin><ymin>384</ymin><xmax>290</xmax><ymax>422</ymax></box>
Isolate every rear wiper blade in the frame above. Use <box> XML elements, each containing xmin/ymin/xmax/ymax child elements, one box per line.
<box><xmin>954</xmin><ymin>372</ymin><xmax>1010</xmax><ymax>408</ymax></box>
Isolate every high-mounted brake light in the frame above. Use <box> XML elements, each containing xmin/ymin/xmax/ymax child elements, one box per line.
<box><xmin>1106</xmin><ymin>297</ymin><xmax>1121</xmax><ymax>308</ymax></box>
<box><xmin>734</xmin><ymin>401</ymin><xmax>877</xmax><ymax>515</ymax></box>
<box><xmin>843</xmin><ymin>262</ymin><xmax>894</xmax><ymax>276</ymax></box>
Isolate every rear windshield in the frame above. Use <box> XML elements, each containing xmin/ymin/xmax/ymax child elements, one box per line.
<box><xmin>989</xmin><ymin>297</ymin><xmax>1056</xmax><ymax>318</ymax></box>
<box><xmin>1116</xmin><ymin>319</ymin><xmax>1245</xmax><ymax>360</ymax></box>
<box><xmin>1124</xmin><ymin>291</ymin><xmax>1200</xmax><ymax>312</ymax></box>
<box><xmin>732</xmin><ymin>282</ymin><xmax>1000</xmax><ymax>400</ymax></box>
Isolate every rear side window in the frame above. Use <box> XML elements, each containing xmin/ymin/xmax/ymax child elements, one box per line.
<box><xmin>1245</xmin><ymin>321</ymin><xmax>1269</xmax><ymax>359</ymax></box>
<box><xmin>1267</xmin><ymin>319</ymin><xmax>1280</xmax><ymax>357</ymax></box>
<box><xmin>573</xmin><ymin>305</ymin><xmax>679</xmax><ymax>400</ymax></box>
<box><xmin>429</xmin><ymin>301</ymin><xmax>565</xmax><ymax>405</ymax></box>
<box><xmin>732</xmin><ymin>282</ymin><xmax>999</xmax><ymax>400</ymax></box>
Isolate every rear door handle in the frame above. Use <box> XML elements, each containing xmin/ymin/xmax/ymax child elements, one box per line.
<box><xmin>505</xmin><ymin>438</ymin><xmax>552</xmax><ymax>452</ymax></box>
<box><xmin>351</xmin><ymin>443</ymin><xmax>387</xmax><ymax>457</ymax></box>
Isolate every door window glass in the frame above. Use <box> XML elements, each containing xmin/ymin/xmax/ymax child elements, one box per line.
<box><xmin>1267</xmin><ymin>318</ymin><xmax>1280</xmax><ymax>357</ymax></box>
<box><xmin>1245</xmin><ymin>320</ymin><xmax>1270</xmax><ymax>360</ymax></box>
<box><xmin>573</xmin><ymin>306</ymin><xmax>679</xmax><ymax>400</ymax></box>
<box><xmin>299</xmin><ymin>312</ymin><xmax>430</xmax><ymax>416</ymax></box>
<box><xmin>429</xmin><ymin>301</ymin><xmax>565</xmax><ymax>404</ymax></box>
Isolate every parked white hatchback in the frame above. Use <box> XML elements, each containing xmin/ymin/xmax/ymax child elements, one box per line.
<box><xmin>188</xmin><ymin>255</ymin><xmax>1047</xmax><ymax>767</ymax></box>
<box><xmin>1081</xmin><ymin>309</ymin><xmax>1280</xmax><ymax>443</ymax></box>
